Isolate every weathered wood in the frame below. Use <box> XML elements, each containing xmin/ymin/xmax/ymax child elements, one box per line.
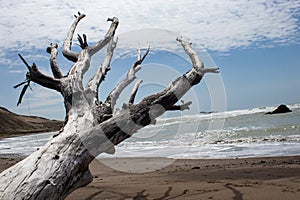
<box><xmin>62</xmin><ymin>12</ymin><xmax>85</xmax><ymax>62</ymax></box>
<box><xmin>47</xmin><ymin>43</ymin><xmax>63</xmax><ymax>78</ymax></box>
<box><xmin>168</xmin><ymin>100</ymin><xmax>192</xmax><ymax>111</ymax></box>
<box><xmin>67</xmin><ymin>17</ymin><xmax>118</xmax><ymax>79</ymax></box>
<box><xmin>1</xmin><ymin>13</ymin><xmax>220</xmax><ymax>200</ymax></box>
<box><xmin>105</xmin><ymin>45</ymin><xmax>150</xmax><ymax>112</ymax></box>
<box><xmin>17</xmin><ymin>56</ymin><xmax>62</xmax><ymax>92</ymax></box>
<box><xmin>129</xmin><ymin>79</ymin><xmax>143</xmax><ymax>104</ymax></box>
<box><xmin>86</xmin><ymin>36</ymin><xmax>118</xmax><ymax>105</ymax></box>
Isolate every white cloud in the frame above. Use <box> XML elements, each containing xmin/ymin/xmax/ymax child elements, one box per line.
<box><xmin>0</xmin><ymin>0</ymin><xmax>299</xmax><ymax>55</ymax></box>
<box><xmin>2</xmin><ymin>0</ymin><xmax>299</xmax><ymax>119</ymax></box>
<box><xmin>8</xmin><ymin>69</ymin><xmax>27</xmax><ymax>74</ymax></box>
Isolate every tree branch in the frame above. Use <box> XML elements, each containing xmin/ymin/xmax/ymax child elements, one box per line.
<box><xmin>87</xmin><ymin>17</ymin><xmax>119</xmax><ymax>56</ymax></box>
<box><xmin>167</xmin><ymin>100</ymin><xmax>192</xmax><ymax>111</ymax></box>
<box><xmin>128</xmin><ymin>79</ymin><xmax>143</xmax><ymax>104</ymax></box>
<box><xmin>176</xmin><ymin>37</ymin><xmax>203</xmax><ymax>70</ymax></box>
<box><xmin>176</xmin><ymin>37</ymin><xmax>219</xmax><ymax>75</ymax></box>
<box><xmin>67</xmin><ymin>17</ymin><xmax>119</xmax><ymax>78</ymax></box>
<box><xmin>202</xmin><ymin>67</ymin><xmax>220</xmax><ymax>74</ymax></box>
<box><xmin>29</xmin><ymin>64</ymin><xmax>62</xmax><ymax>92</ymax></box>
<box><xmin>77</xmin><ymin>34</ymin><xmax>89</xmax><ymax>49</ymax></box>
<box><xmin>104</xmin><ymin>38</ymin><xmax>219</xmax><ymax>145</ymax></box>
<box><xmin>46</xmin><ymin>43</ymin><xmax>63</xmax><ymax>78</ymax></box>
<box><xmin>91</xmin><ymin>45</ymin><xmax>148</xmax><ymax>125</ymax></box>
<box><xmin>105</xmin><ymin>44</ymin><xmax>150</xmax><ymax>112</ymax></box>
<box><xmin>62</xmin><ymin>12</ymin><xmax>86</xmax><ymax>62</ymax></box>
<box><xmin>18</xmin><ymin>54</ymin><xmax>62</xmax><ymax>92</ymax></box>
<box><xmin>16</xmin><ymin>82</ymin><xmax>29</xmax><ymax>106</ymax></box>
<box><xmin>86</xmin><ymin>37</ymin><xmax>118</xmax><ymax>102</ymax></box>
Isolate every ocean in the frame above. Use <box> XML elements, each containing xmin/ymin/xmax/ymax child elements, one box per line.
<box><xmin>1</xmin><ymin>103</ymin><xmax>299</xmax><ymax>159</ymax></box>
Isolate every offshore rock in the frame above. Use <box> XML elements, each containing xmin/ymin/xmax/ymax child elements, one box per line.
<box><xmin>266</xmin><ymin>104</ymin><xmax>292</xmax><ymax>115</ymax></box>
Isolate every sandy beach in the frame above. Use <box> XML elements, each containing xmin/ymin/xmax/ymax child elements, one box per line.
<box><xmin>1</xmin><ymin>155</ymin><xmax>300</xmax><ymax>199</ymax></box>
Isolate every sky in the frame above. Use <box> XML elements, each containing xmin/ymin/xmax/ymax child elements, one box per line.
<box><xmin>0</xmin><ymin>0</ymin><xmax>300</xmax><ymax>120</ymax></box>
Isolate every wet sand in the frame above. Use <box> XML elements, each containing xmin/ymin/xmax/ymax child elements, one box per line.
<box><xmin>1</xmin><ymin>155</ymin><xmax>300</xmax><ymax>199</ymax></box>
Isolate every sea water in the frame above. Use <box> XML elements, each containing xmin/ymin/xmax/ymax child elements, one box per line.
<box><xmin>0</xmin><ymin>103</ymin><xmax>299</xmax><ymax>159</ymax></box>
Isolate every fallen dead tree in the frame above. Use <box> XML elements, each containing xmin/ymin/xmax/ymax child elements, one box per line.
<box><xmin>0</xmin><ymin>12</ymin><xmax>219</xmax><ymax>199</ymax></box>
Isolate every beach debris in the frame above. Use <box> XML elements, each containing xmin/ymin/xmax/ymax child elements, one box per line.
<box><xmin>2</xmin><ymin>12</ymin><xmax>220</xmax><ymax>200</ymax></box>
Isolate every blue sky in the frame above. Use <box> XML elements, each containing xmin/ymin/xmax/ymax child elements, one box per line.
<box><xmin>0</xmin><ymin>0</ymin><xmax>300</xmax><ymax>120</ymax></box>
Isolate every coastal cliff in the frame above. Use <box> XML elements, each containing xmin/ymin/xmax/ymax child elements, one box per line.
<box><xmin>0</xmin><ymin>107</ymin><xmax>62</xmax><ymax>137</ymax></box>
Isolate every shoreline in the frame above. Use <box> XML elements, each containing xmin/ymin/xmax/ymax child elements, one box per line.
<box><xmin>1</xmin><ymin>155</ymin><xmax>300</xmax><ymax>199</ymax></box>
<box><xmin>0</xmin><ymin>130</ymin><xmax>58</xmax><ymax>139</ymax></box>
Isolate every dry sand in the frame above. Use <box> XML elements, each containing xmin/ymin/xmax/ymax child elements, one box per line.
<box><xmin>1</xmin><ymin>155</ymin><xmax>300</xmax><ymax>199</ymax></box>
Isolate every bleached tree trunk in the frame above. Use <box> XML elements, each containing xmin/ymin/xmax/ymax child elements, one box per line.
<box><xmin>0</xmin><ymin>12</ymin><xmax>219</xmax><ymax>200</ymax></box>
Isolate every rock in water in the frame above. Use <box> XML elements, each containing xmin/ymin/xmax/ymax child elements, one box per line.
<box><xmin>266</xmin><ymin>104</ymin><xmax>292</xmax><ymax>115</ymax></box>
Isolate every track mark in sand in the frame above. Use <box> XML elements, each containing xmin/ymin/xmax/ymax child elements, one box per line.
<box><xmin>224</xmin><ymin>184</ymin><xmax>243</xmax><ymax>200</ymax></box>
<box><xmin>291</xmin><ymin>177</ymin><xmax>300</xmax><ymax>183</ymax></box>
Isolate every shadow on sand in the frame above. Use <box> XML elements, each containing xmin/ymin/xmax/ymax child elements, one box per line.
<box><xmin>84</xmin><ymin>186</ymin><xmax>188</xmax><ymax>200</ymax></box>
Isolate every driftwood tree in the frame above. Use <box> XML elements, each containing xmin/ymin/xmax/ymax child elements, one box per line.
<box><xmin>0</xmin><ymin>13</ymin><xmax>219</xmax><ymax>199</ymax></box>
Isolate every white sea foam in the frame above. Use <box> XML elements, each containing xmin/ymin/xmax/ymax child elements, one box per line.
<box><xmin>1</xmin><ymin>103</ymin><xmax>299</xmax><ymax>159</ymax></box>
<box><xmin>0</xmin><ymin>132</ymin><xmax>55</xmax><ymax>156</ymax></box>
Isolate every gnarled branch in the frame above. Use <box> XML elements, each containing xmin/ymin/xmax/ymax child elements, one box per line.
<box><xmin>77</xmin><ymin>34</ymin><xmax>89</xmax><ymax>49</ymax></box>
<box><xmin>68</xmin><ymin>17</ymin><xmax>119</xmax><ymax>78</ymax></box>
<box><xmin>167</xmin><ymin>100</ymin><xmax>192</xmax><ymax>111</ymax></box>
<box><xmin>91</xmin><ymin>44</ymin><xmax>149</xmax><ymax>125</ymax></box>
<box><xmin>86</xmin><ymin>37</ymin><xmax>118</xmax><ymax>102</ymax></box>
<box><xmin>106</xmin><ymin>38</ymin><xmax>219</xmax><ymax>146</ymax></box>
<box><xmin>202</xmin><ymin>67</ymin><xmax>220</xmax><ymax>74</ymax></box>
<box><xmin>128</xmin><ymin>79</ymin><xmax>143</xmax><ymax>104</ymax></box>
<box><xmin>62</xmin><ymin>12</ymin><xmax>86</xmax><ymax>62</ymax></box>
<box><xmin>105</xmin><ymin>44</ymin><xmax>150</xmax><ymax>112</ymax></box>
<box><xmin>14</xmin><ymin>56</ymin><xmax>62</xmax><ymax>107</ymax></box>
<box><xmin>17</xmin><ymin>54</ymin><xmax>62</xmax><ymax>92</ymax></box>
<box><xmin>16</xmin><ymin>82</ymin><xmax>29</xmax><ymax>106</ymax></box>
<box><xmin>176</xmin><ymin>37</ymin><xmax>219</xmax><ymax>75</ymax></box>
<box><xmin>14</xmin><ymin>54</ymin><xmax>62</xmax><ymax>106</ymax></box>
<box><xmin>88</xmin><ymin>17</ymin><xmax>119</xmax><ymax>56</ymax></box>
<box><xmin>47</xmin><ymin>43</ymin><xmax>63</xmax><ymax>78</ymax></box>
